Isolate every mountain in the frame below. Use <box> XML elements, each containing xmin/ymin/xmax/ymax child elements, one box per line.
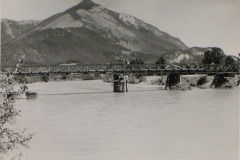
<box><xmin>168</xmin><ymin>47</ymin><xmax>211</xmax><ymax>64</ymax></box>
<box><xmin>2</xmin><ymin>0</ymin><xmax>196</xmax><ymax>66</ymax></box>
<box><xmin>1</xmin><ymin>19</ymin><xmax>41</xmax><ymax>45</ymax></box>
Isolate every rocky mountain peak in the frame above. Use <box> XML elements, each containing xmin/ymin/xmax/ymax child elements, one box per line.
<box><xmin>2</xmin><ymin>0</ymin><xmax>195</xmax><ymax>66</ymax></box>
<box><xmin>73</xmin><ymin>0</ymin><xmax>99</xmax><ymax>11</ymax></box>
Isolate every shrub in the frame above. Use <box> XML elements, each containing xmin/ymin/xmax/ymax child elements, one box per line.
<box><xmin>0</xmin><ymin>72</ymin><xmax>33</xmax><ymax>159</ymax></box>
<box><xmin>155</xmin><ymin>57</ymin><xmax>166</xmax><ymax>64</ymax></box>
<box><xmin>130</xmin><ymin>59</ymin><xmax>144</xmax><ymax>64</ymax></box>
<box><xmin>201</xmin><ymin>47</ymin><xmax>225</xmax><ymax>64</ymax></box>
<box><xmin>225</xmin><ymin>56</ymin><xmax>235</xmax><ymax>65</ymax></box>
<box><xmin>197</xmin><ymin>76</ymin><xmax>208</xmax><ymax>86</ymax></box>
<box><xmin>42</xmin><ymin>74</ymin><xmax>49</xmax><ymax>82</ymax></box>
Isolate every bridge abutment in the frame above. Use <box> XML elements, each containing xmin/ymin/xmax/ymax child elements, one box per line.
<box><xmin>165</xmin><ymin>74</ymin><xmax>181</xmax><ymax>90</ymax></box>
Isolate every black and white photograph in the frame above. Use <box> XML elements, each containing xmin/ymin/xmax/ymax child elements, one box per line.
<box><xmin>0</xmin><ymin>0</ymin><xmax>239</xmax><ymax>159</ymax></box>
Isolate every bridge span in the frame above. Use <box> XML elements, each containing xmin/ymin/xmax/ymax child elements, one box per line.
<box><xmin>2</xmin><ymin>63</ymin><xmax>239</xmax><ymax>75</ymax></box>
<box><xmin>2</xmin><ymin>63</ymin><xmax>238</xmax><ymax>92</ymax></box>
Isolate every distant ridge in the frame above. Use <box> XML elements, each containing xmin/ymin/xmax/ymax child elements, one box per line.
<box><xmin>1</xmin><ymin>0</ymin><xmax>207</xmax><ymax>66</ymax></box>
<box><xmin>1</xmin><ymin>19</ymin><xmax>41</xmax><ymax>45</ymax></box>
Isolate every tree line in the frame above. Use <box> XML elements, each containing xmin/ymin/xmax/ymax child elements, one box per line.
<box><xmin>201</xmin><ymin>47</ymin><xmax>237</xmax><ymax>65</ymax></box>
<box><xmin>129</xmin><ymin>47</ymin><xmax>237</xmax><ymax>65</ymax></box>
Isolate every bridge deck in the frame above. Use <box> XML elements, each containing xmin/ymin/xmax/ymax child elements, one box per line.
<box><xmin>2</xmin><ymin>64</ymin><xmax>239</xmax><ymax>75</ymax></box>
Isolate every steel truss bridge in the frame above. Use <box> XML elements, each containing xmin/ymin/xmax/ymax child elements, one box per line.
<box><xmin>2</xmin><ymin>63</ymin><xmax>239</xmax><ymax>75</ymax></box>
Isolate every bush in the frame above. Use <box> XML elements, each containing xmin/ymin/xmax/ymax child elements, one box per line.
<box><xmin>197</xmin><ymin>76</ymin><xmax>208</xmax><ymax>86</ymax></box>
<box><xmin>62</xmin><ymin>75</ymin><xmax>68</xmax><ymax>80</ymax></box>
<box><xmin>0</xmin><ymin>72</ymin><xmax>33</xmax><ymax>159</ymax></box>
<box><xmin>130</xmin><ymin>59</ymin><xmax>144</xmax><ymax>64</ymax></box>
<box><xmin>201</xmin><ymin>47</ymin><xmax>225</xmax><ymax>64</ymax></box>
<box><xmin>155</xmin><ymin>57</ymin><xmax>166</xmax><ymax>64</ymax></box>
<box><xmin>42</xmin><ymin>74</ymin><xmax>49</xmax><ymax>82</ymax></box>
<box><xmin>225</xmin><ymin>56</ymin><xmax>235</xmax><ymax>65</ymax></box>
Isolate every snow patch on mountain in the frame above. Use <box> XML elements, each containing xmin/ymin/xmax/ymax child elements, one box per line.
<box><xmin>119</xmin><ymin>13</ymin><xmax>138</xmax><ymax>29</ymax></box>
<box><xmin>133</xmin><ymin>19</ymin><xmax>188</xmax><ymax>50</ymax></box>
<box><xmin>136</xmin><ymin>19</ymin><xmax>164</xmax><ymax>37</ymax></box>
<box><xmin>172</xmin><ymin>53</ymin><xmax>190</xmax><ymax>63</ymax></box>
<box><xmin>121</xmin><ymin>50</ymin><xmax>131</xmax><ymax>55</ymax></box>
<box><xmin>192</xmin><ymin>49</ymin><xmax>204</xmax><ymax>56</ymax></box>
<box><xmin>41</xmin><ymin>14</ymin><xmax>83</xmax><ymax>30</ymax></box>
<box><xmin>119</xmin><ymin>14</ymin><xmax>188</xmax><ymax>50</ymax></box>
<box><xmin>2</xmin><ymin>19</ymin><xmax>15</xmax><ymax>38</ymax></box>
<box><xmin>117</xmin><ymin>40</ymin><xmax>141</xmax><ymax>52</ymax></box>
<box><xmin>89</xmin><ymin>5</ymin><xmax>105</xmax><ymax>12</ymax></box>
<box><xmin>172</xmin><ymin>39</ymin><xmax>188</xmax><ymax>50</ymax></box>
<box><xmin>77</xmin><ymin>7</ymin><xmax>135</xmax><ymax>38</ymax></box>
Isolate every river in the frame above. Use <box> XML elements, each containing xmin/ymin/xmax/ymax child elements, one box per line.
<box><xmin>4</xmin><ymin>80</ymin><xmax>239</xmax><ymax>160</ymax></box>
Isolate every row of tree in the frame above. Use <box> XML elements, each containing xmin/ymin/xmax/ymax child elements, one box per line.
<box><xmin>129</xmin><ymin>47</ymin><xmax>237</xmax><ymax>65</ymax></box>
<box><xmin>129</xmin><ymin>57</ymin><xmax>166</xmax><ymax>65</ymax></box>
<box><xmin>201</xmin><ymin>47</ymin><xmax>237</xmax><ymax>65</ymax></box>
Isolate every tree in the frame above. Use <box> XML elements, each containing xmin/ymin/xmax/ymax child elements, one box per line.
<box><xmin>201</xmin><ymin>47</ymin><xmax>225</xmax><ymax>64</ymax></box>
<box><xmin>225</xmin><ymin>55</ymin><xmax>235</xmax><ymax>65</ymax></box>
<box><xmin>130</xmin><ymin>58</ymin><xmax>144</xmax><ymax>64</ymax></box>
<box><xmin>155</xmin><ymin>57</ymin><xmax>166</xmax><ymax>64</ymax></box>
<box><xmin>0</xmin><ymin>57</ymin><xmax>33</xmax><ymax>159</ymax></box>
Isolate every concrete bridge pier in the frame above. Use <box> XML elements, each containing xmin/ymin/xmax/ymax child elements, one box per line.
<box><xmin>165</xmin><ymin>73</ymin><xmax>181</xmax><ymax>90</ymax></box>
<box><xmin>113</xmin><ymin>74</ymin><xmax>128</xmax><ymax>92</ymax></box>
<box><xmin>210</xmin><ymin>73</ymin><xmax>235</xmax><ymax>88</ymax></box>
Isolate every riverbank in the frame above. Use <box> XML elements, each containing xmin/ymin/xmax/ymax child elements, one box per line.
<box><xmin>139</xmin><ymin>75</ymin><xmax>239</xmax><ymax>89</ymax></box>
<box><xmin>13</xmin><ymin>73</ymin><xmax>239</xmax><ymax>89</ymax></box>
<box><xmin>13</xmin><ymin>73</ymin><xmax>101</xmax><ymax>83</ymax></box>
<box><xmin>103</xmin><ymin>73</ymin><xmax>239</xmax><ymax>89</ymax></box>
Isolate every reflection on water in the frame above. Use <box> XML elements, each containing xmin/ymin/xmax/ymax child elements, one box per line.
<box><xmin>5</xmin><ymin>80</ymin><xmax>239</xmax><ymax>160</ymax></box>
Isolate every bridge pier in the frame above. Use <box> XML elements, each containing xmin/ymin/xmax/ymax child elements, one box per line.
<box><xmin>113</xmin><ymin>74</ymin><xmax>128</xmax><ymax>92</ymax></box>
<box><xmin>165</xmin><ymin>74</ymin><xmax>181</xmax><ymax>90</ymax></box>
<box><xmin>210</xmin><ymin>73</ymin><xmax>235</xmax><ymax>88</ymax></box>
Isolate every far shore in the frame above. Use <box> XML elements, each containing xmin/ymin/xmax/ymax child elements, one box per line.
<box><xmin>13</xmin><ymin>73</ymin><xmax>239</xmax><ymax>90</ymax></box>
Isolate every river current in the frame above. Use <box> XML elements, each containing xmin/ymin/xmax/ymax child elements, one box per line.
<box><xmin>5</xmin><ymin>80</ymin><xmax>239</xmax><ymax>160</ymax></box>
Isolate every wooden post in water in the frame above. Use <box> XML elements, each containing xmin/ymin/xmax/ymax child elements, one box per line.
<box><xmin>124</xmin><ymin>75</ymin><xmax>128</xmax><ymax>92</ymax></box>
<box><xmin>113</xmin><ymin>74</ymin><xmax>128</xmax><ymax>92</ymax></box>
<box><xmin>113</xmin><ymin>74</ymin><xmax>120</xmax><ymax>92</ymax></box>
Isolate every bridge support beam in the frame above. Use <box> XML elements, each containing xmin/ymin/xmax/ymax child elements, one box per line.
<box><xmin>113</xmin><ymin>74</ymin><xmax>128</xmax><ymax>92</ymax></box>
<box><xmin>165</xmin><ymin>74</ymin><xmax>181</xmax><ymax>90</ymax></box>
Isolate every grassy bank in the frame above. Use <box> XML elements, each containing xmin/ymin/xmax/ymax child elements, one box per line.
<box><xmin>14</xmin><ymin>73</ymin><xmax>239</xmax><ymax>90</ymax></box>
<box><xmin>14</xmin><ymin>73</ymin><xmax>102</xmax><ymax>84</ymax></box>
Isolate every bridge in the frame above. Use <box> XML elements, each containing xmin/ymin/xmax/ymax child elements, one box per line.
<box><xmin>2</xmin><ymin>63</ymin><xmax>239</xmax><ymax>92</ymax></box>
<box><xmin>2</xmin><ymin>63</ymin><xmax>239</xmax><ymax>75</ymax></box>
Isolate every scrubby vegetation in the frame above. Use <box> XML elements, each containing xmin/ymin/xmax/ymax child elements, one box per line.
<box><xmin>130</xmin><ymin>58</ymin><xmax>144</xmax><ymax>64</ymax></box>
<box><xmin>0</xmin><ymin>58</ymin><xmax>33</xmax><ymax>159</ymax></box>
<box><xmin>201</xmin><ymin>47</ymin><xmax>238</xmax><ymax>65</ymax></box>
<box><xmin>155</xmin><ymin>57</ymin><xmax>166</xmax><ymax>65</ymax></box>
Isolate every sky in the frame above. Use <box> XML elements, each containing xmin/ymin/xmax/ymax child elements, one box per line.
<box><xmin>1</xmin><ymin>0</ymin><xmax>240</xmax><ymax>56</ymax></box>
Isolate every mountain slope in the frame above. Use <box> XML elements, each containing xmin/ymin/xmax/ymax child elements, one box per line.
<box><xmin>1</xmin><ymin>19</ymin><xmax>40</xmax><ymax>45</ymax></box>
<box><xmin>2</xmin><ymin>0</ymin><xmax>190</xmax><ymax>66</ymax></box>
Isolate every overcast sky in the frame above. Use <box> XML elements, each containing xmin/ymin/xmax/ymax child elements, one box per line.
<box><xmin>1</xmin><ymin>0</ymin><xmax>240</xmax><ymax>56</ymax></box>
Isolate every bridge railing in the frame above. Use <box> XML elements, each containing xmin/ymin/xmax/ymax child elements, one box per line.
<box><xmin>1</xmin><ymin>63</ymin><xmax>239</xmax><ymax>74</ymax></box>
<box><xmin>169</xmin><ymin>63</ymin><xmax>239</xmax><ymax>72</ymax></box>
